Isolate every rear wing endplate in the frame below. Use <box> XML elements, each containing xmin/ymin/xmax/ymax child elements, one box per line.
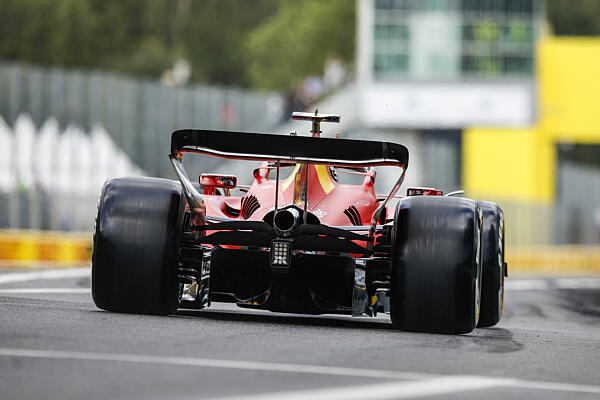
<box><xmin>170</xmin><ymin>129</ymin><xmax>408</xmax><ymax>168</ymax></box>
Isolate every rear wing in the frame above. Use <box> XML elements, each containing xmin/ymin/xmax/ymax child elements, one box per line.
<box><xmin>170</xmin><ymin>129</ymin><xmax>409</xmax><ymax>168</ymax></box>
<box><xmin>169</xmin><ymin>128</ymin><xmax>409</xmax><ymax>250</ymax></box>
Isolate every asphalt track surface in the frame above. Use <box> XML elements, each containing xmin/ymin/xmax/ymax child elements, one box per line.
<box><xmin>1</xmin><ymin>268</ymin><xmax>599</xmax><ymax>400</ymax></box>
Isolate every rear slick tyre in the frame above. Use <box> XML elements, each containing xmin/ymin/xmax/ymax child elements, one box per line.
<box><xmin>390</xmin><ymin>196</ymin><xmax>482</xmax><ymax>334</ymax></box>
<box><xmin>92</xmin><ymin>177</ymin><xmax>185</xmax><ymax>315</ymax></box>
<box><xmin>477</xmin><ymin>201</ymin><xmax>505</xmax><ymax>328</ymax></box>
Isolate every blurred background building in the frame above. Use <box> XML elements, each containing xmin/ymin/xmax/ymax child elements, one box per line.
<box><xmin>354</xmin><ymin>0</ymin><xmax>542</xmax><ymax>245</ymax></box>
<box><xmin>351</xmin><ymin>0</ymin><xmax>600</xmax><ymax>247</ymax></box>
<box><xmin>353</xmin><ymin>0</ymin><xmax>540</xmax><ymax>210</ymax></box>
<box><xmin>1</xmin><ymin>0</ymin><xmax>600</xmax><ymax>265</ymax></box>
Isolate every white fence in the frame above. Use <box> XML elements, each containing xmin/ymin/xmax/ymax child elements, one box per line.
<box><xmin>0</xmin><ymin>114</ymin><xmax>143</xmax><ymax>231</ymax></box>
<box><xmin>0</xmin><ymin>62</ymin><xmax>283</xmax><ymax>231</ymax></box>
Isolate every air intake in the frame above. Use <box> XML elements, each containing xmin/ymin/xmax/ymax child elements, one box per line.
<box><xmin>343</xmin><ymin>206</ymin><xmax>362</xmax><ymax>226</ymax></box>
<box><xmin>241</xmin><ymin>195</ymin><xmax>260</xmax><ymax>219</ymax></box>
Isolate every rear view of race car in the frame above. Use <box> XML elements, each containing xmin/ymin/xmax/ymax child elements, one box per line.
<box><xmin>92</xmin><ymin>112</ymin><xmax>506</xmax><ymax>334</ymax></box>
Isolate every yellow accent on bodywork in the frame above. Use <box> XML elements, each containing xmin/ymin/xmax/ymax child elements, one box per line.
<box><xmin>314</xmin><ymin>165</ymin><xmax>336</xmax><ymax>194</ymax></box>
<box><xmin>281</xmin><ymin>164</ymin><xmax>301</xmax><ymax>192</ymax></box>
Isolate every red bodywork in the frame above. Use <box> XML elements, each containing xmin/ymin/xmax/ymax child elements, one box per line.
<box><xmin>201</xmin><ymin>164</ymin><xmax>380</xmax><ymax>238</ymax></box>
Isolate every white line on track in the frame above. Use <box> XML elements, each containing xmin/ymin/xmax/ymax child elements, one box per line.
<box><xmin>212</xmin><ymin>376</ymin><xmax>505</xmax><ymax>400</ymax></box>
<box><xmin>4</xmin><ymin>269</ymin><xmax>593</xmax><ymax>310</ymax></box>
<box><xmin>551</xmin><ymin>277</ymin><xmax>600</xmax><ymax>289</ymax></box>
<box><xmin>0</xmin><ymin>288</ymin><xmax>89</xmax><ymax>294</ymax></box>
<box><xmin>0</xmin><ymin>348</ymin><xmax>599</xmax><ymax>397</ymax></box>
<box><xmin>1</xmin><ymin>268</ymin><xmax>598</xmax><ymax>291</ymax></box>
<box><xmin>0</xmin><ymin>267</ymin><xmax>90</xmax><ymax>286</ymax></box>
<box><xmin>505</xmin><ymin>278</ymin><xmax>600</xmax><ymax>291</ymax></box>
<box><xmin>505</xmin><ymin>279</ymin><xmax>551</xmax><ymax>290</ymax></box>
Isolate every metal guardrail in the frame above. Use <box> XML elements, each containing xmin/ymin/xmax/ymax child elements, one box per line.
<box><xmin>0</xmin><ymin>62</ymin><xmax>283</xmax><ymax>178</ymax></box>
<box><xmin>0</xmin><ymin>62</ymin><xmax>283</xmax><ymax>232</ymax></box>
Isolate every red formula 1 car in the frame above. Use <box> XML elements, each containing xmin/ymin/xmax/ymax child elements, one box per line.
<box><xmin>92</xmin><ymin>112</ymin><xmax>506</xmax><ymax>334</ymax></box>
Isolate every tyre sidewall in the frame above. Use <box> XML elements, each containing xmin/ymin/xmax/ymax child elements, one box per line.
<box><xmin>391</xmin><ymin>196</ymin><xmax>482</xmax><ymax>334</ymax></box>
<box><xmin>92</xmin><ymin>177</ymin><xmax>185</xmax><ymax>315</ymax></box>
<box><xmin>477</xmin><ymin>201</ymin><xmax>505</xmax><ymax>327</ymax></box>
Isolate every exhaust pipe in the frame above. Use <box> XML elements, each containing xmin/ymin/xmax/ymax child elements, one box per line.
<box><xmin>273</xmin><ymin>207</ymin><xmax>302</xmax><ymax>234</ymax></box>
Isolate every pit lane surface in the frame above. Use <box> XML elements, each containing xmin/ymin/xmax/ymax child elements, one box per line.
<box><xmin>0</xmin><ymin>268</ymin><xmax>599</xmax><ymax>400</ymax></box>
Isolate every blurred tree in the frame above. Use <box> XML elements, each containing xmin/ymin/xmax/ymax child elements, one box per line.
<box><xmin>0</xmin><ymin>0</ymin><xmax>179</xmax><ymax>75</ymax></box>
<box><xmin>0</xmin><ymin>0</ymin><xmax>351</xmax><ymax>89</ymax></box>
<box><xmin>547</xmin><ymin>0</ymin><xmax>600</xmax><ymax>36</ymax></box>
<box><xmin>86</xmin><ymin>0</ymin><xmax>178</xmax><ymax>75</ymax></box>
<box><xmin>181</xmin><ymin>0</ymin><xmax>278</xmax><ymax>86</ymax></box>
<box><xmin>2</xmin><ymin>0</ymin><xmax>600</xmax><ymax>88</ymax></box>
<box><xmin>246</xmin><ymin>0</ymin><xmax>355</xmax><ymax>90</ymax></box>
<box><xmin>0</xmin><ymin>0</ymin><xmax>280</xmax><ymax>84</ymax></box>
<box><xmin>0</xmin><ymin>0</ymin><xmax>60</xmax><ymax>64</ymax></box>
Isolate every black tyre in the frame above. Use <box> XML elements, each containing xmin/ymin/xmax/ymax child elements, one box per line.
<box><xmin>92</xmin><ymin>177</ymin><xmax>186</xmax><ymax>315</ymax></box>
<box><xmin>390</xmin><ymin>196</ymin><xmax>482</xmax><ymax>334</ymax></box>
<box><xmin>477</xmin><ymin>201</ymin><xmax>505</xmax><ymax>327</ymax></box>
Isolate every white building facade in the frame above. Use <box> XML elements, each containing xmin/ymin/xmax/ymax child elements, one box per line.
<box><xmin>353</xmin><ymin>0</ymin><xmax>543</xmax><ymax>192</ymax></box>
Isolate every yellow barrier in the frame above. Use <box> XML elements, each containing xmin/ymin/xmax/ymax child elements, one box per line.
<box><xmin>1</xmin><ymin>229</ymin><xmax>599</xmax><ymax>275</ymax></box>
<box><xmin>507</xmin><ymin>245</ymin><xmax>600</xmax><ymax>276</ymax></box>
<box><xmin>0</xmin><ymin>230</ymin><xmax>92</xmax><ymax>269</ymax></box>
